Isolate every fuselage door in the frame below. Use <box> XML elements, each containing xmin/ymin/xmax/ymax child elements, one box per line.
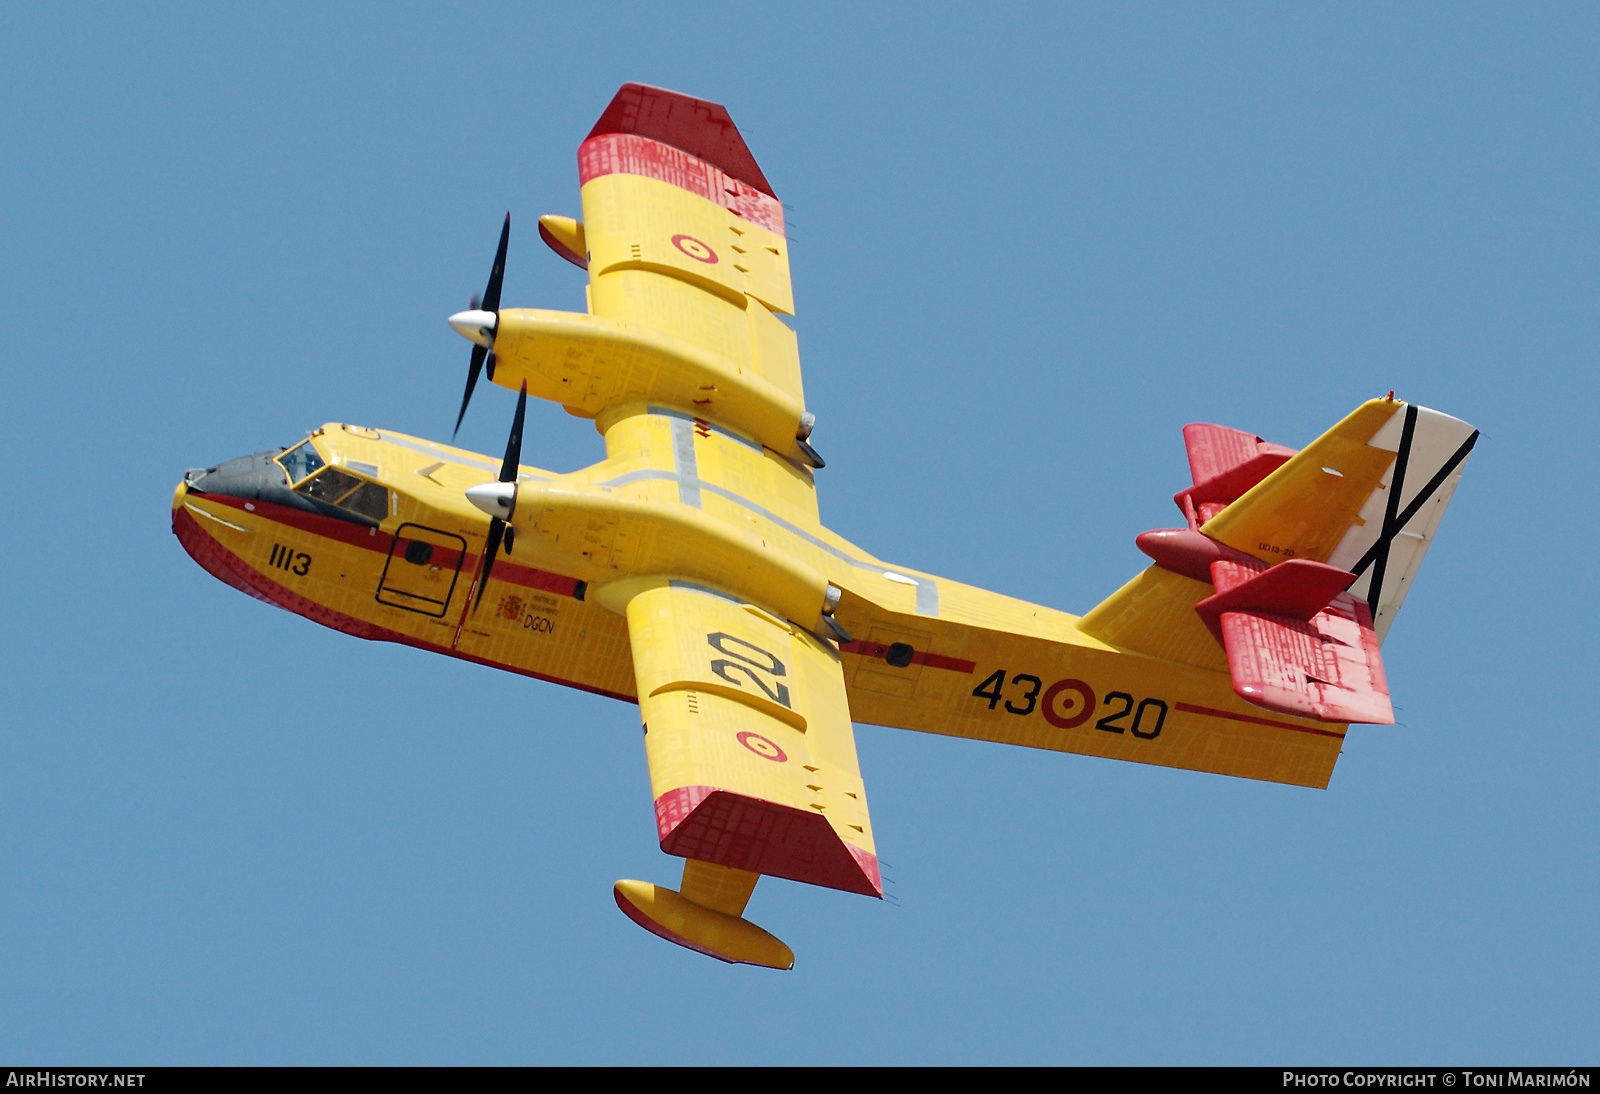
<box><xmin>377</xmin><ymin>523</ymin><xmax>469</xmax><ymax>617</ymax></box>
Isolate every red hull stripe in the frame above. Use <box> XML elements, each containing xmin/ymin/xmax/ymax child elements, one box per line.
<box><xmin>173</xmin><ymin>505</ymin><xmax>631</xmax><ymax>702</ymax></box>
<box><xmin>839</xmin><ymin>639</ymin><xmax>976</xmax><ymax>675</ymax></box>
<box><xmin>1174</xmin><ymin>701</ymin><xmax>1346</xmax><ymax>739</ymax></box>
<box><xmin>579</xmin><ymin>133</ymin><xmax>785</xmax><ymax>238</ymax></box>
<box><xmin>195</xmin><ymin>492</ymin><xmax>583</xmax><ymax>598</ymax></box>
<box><xmin>655</xmin><ymin>785</ymin><xmax>882</xmax><ymax>898</ymax></box>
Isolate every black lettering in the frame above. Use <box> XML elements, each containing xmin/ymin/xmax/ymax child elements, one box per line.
<box><xmin>1006</xmin><ymin>674</ymin><xmax>1041</xmax><ymax>716</ymax></box>
<box><xmin>1096</xmin><ymin>692</ymin><xmax>1134</xmax><ymax>734</ymax></box>
<box><xmin>707</xmin><ymin>632</ymin><xmax>786</xmax><ymax>677</ymax></box>
<box><xmin>1131</xmin><ymin>698</ymin><xmax>1167</xmax><ymax>739</ymax></box>
<box><xmin>269</xmin><ymin>543</ymin><xmax>300</xmax><ymax>572</ymax></box>
<box><xmin>711</xmin><ymin>660</ymin><xmax>792</xmax><ymax>708</ymax></box>
<box><xmin>972</xmin><ymin>669</ymin><xmax>1006</xmax><ymax>711</ymax></box>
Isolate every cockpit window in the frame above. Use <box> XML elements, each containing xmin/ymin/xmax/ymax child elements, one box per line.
<box><xmin>294</xmin><ymin>467</ymin><xmax>390</xmax><ymax>521</ymax></box>
<box><xmin>278</xmin><ymin>440</ymin><xmax>326</xmax><ymax>485</ymax></box>
<box><xmin>341</xmin><ymin>481</ymin><xmax>391</xmax><ymax>520</ymax></box>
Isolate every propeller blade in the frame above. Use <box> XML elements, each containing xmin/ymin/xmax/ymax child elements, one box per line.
<box><xmin>450</xmin><ymin>214</ymin><xmax>510</xmax><ymax>437</ymax></box>
<box><xmin>481</xmin><ymin>212</ymin><xmax>510</xmax><ymax>314</ymax></box>
<box><xmin>474</xmin><ymin>517</ymin><xmax>506</xmax><ymax>614</ymax></box>
<box><xmin>474</xmin><ymin>382</ymin><xmax>528</xmax><ymax>614</ymax></box>
<box><xmin>499</xmin><ymin>382</ymin><xmax>527</xmax><ymax>483</ymax></box>
<box><xmin>453</xmin><ymin>343</ymin><xmax>487</xmax><ymax>439</ymax></box>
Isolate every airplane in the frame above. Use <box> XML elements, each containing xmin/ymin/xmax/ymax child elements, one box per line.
<box><xmin>172</xmin><ymin>82</ymin><xmax>1478</xmax><ymax>970</ymax></box>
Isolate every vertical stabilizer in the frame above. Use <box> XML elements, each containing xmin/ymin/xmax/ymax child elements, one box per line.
<box><xmin>1322</xmin><ymin>405</ymin><xmax>1478</xmax><ymax>641</ymax></box>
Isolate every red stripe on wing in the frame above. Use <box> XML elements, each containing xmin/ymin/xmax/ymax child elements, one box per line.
<box><xmin>579</xmin><ymin>133</ymin><xmax>785</xmax><ymax>237</ymax></box>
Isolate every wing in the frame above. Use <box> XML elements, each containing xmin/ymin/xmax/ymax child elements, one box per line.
<box><xmin>490</xmin><ymin>84</ymin><xmax>812</xmax><ymax>464</ymax></box>
<box><xmin>622</xmin><ymin>579</ymin><xmax>881</xmax><ymax>898</ymax></box>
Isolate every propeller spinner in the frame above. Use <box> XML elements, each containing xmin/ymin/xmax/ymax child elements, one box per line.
<box><xmin>465</xmin><ymin>380</ymin><xmax>528</xmax><ymax>613</ymax></box>
<box><xmin>449</xmin><ymin>212</ymin><xmax>511</xmax><ymax>438</ymax></box>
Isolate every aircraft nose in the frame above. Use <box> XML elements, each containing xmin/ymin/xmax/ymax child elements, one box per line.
<box><xmin>183</xmin><ymin>450</ymin><xmax>291</xmax><ymax>502</ymax></box>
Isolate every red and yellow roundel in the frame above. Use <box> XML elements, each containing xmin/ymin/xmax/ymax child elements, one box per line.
<box><xmin>736</xmin><ymin>730</ymin><xmax>787</xmax><ymax>762</ymax></box>
<box><xmin>671</xmin><ymin>234</ymin><xmax>718</xmax><ymax>264</ymax></box>
<box><xmin>1042</xmin><ymin>679</ymin><xmax>1096</xmax><ymax>729</ymax></box>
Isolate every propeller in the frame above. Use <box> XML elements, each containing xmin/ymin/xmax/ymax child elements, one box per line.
<box><xmin>465</xmin><ymin>381</ymin><xmax>528</xmax><ymax>613</ymax></box>
<box><xmin>450</xmin><ymin>212</ymin><xmax>511</xmax><ymax>438</ymax></box>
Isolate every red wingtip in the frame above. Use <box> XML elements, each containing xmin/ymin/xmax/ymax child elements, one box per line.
<box><xmin>588</xmin><ymin>82</ymin><xmax>775</xmax><ymax>197</ymax></box>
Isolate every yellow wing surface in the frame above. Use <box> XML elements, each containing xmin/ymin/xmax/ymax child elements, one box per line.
<box><xmin>612</xmin><ymin>579</ymin><xmax>876</xmax><ymax>969</ymax></box>
<box><xmin>623</xmin><ymin>580</ymin><xmax>878</xmax><ymax>896</ymax></box>
<box><xmin>488</xmin><ymin>83</ymin><xmax>812</xmax><ymax>466</ymax></box>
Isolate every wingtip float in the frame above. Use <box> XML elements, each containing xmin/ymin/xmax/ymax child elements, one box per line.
<box><xmin>614</xmin><ymin>879</ymin><xmax>794</xmax><ymax>971</ymax></box>
<box><xmin>172</xmin><ymin>82</ymin><xmax>1478</xmax><ymax>969</ymax></box>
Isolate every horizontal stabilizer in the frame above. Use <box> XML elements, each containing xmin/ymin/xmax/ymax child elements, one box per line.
<box><xmin>1194</xmin><ymin>558</ymin><xmax>1357</xmax><ymax>625</ymax></box>
<box><xmin>1090</xmin><ymin>397</ymin><xmax>1471</xmax><ymax>727</ymax></box>
<box><xmin>1203</xmin><ymin>558</ymin><xmax>1391</xmax><ymax>724</ymax></box>
<box><xmin>1178</xmin><ymin>423</ymin><xmax>1298</xmax><ymax>525</ymax></box>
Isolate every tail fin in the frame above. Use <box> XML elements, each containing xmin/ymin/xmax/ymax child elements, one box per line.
<box><xmin>1080</xmin><ymin>397</ymin><xmax>1477</xmax><ymax>722</ymax></box>
<box><xmin>1198</xmin><ymin>398</ymin><xmax>1478</xmax><ymax>642</ymax></box>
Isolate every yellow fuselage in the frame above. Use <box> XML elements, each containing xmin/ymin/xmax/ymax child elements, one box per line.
<box><xmin>173</xmin><ymin>404</ymin><xmax>1346</xmax><ymax>791</ymax></box>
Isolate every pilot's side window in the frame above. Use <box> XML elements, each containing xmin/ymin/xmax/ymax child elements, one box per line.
<box><xmin>341</xmin><ymin>481</ymin><xmax>390</xmax><ymax>520</ymax></box>
<box><xmin>294</xmin><ymin>468</ymin><xmax>390</xmax><ymax>521</ymax></box>
<box><xmin>296</xmin><ymin>467</ymin><xmax>363</xmax><ymax>503</ymax></box>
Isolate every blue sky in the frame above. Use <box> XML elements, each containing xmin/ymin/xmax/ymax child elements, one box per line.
<box><xmin>1</xmin><ymin>3</ymin><xmax>1595</xmax><ymax>1064</ymax></box>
